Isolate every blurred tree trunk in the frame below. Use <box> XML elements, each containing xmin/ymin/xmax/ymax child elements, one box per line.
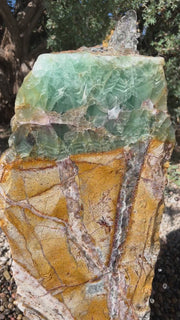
<box><xmin>0</xmin><ymin>0</ymin><xmax>47</xmax><ymax>124</ymax></box>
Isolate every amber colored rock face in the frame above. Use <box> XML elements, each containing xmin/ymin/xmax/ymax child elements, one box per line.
<box><xmin>0</xmin><ymin>140</ymin><xmax>173</xmax><ymax>320</ymax></box>
<box><xmin>0</xmin><ymin>47</ymin><xmax>175</xmax><ymax>320</ymax></box>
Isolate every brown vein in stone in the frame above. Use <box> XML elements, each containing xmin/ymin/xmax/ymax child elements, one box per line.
<box><xmin>13</xmin><ymin>260</ymin><xmax>75</xmax><ymax>320</ymax></box>
<box><xmin>0</xmin><ymin>184</ymin><xmax>77</xmax><ymax>287</ymax></box>
<box><xmin>120</xmin><ymin>141</ymin><xmax>164</xmax><ymax>320</ymax></box>
<box><xmin>0</xmin><ymin>143</ymin><xmax>164</xmax><ymax>319</ymax></box>
<box><xmin>19</xmin><ymin>175</ymin><xmax>67</xmax><ymax>287</ymax></box>
<box><xmin>58</xmin><ymin>158</ymin><xmax>105</xmax><ymax>274</ymax></box>
<box><xmin>22</xmin><ymin>183</ymin><xmax>62</xmax><ymax>200</ymax></box>
<box><xmin>0</xmin><ymin>174</ymin><xmax>103</xmax><ymax>277</ymax></box>
<box><xmin>21</xmin><ymin>208</ymin><xmax>64</xmax><ymax>286</ymax></box>
<box><xmin>0</xmin><ymin>185</ymin><xmax>68</xmax><ymax>227</ymax></box>
<box><xmin>47</xmin><ymin>273</ymin><xmax>105</xmax><ymax>295</ymax></box>
<box><xmin>0</xmin><ymin>158</ymin><xmax>106</xmax><ymax>276</ymax></box>
<box><xmin>128</xmin><ymin>150</ymin><xmax>164</xmax><ymax>312</ymax></box>
<box><xmin>19</xmin><ymin>164</ymin><xmax>105</xmax><ymax>288</ymax></box>
<box><xmin>69</xmin><ymin>152</ymin><xmax>124</xmax><ymax>178</ymax></box>
<box><xmin>2</xmin><ymin>215</ymin><xmax>41</xmax><ymax>282</ymax></box>
<box><xmin>10</xmin><ymin>207</ymin><xmax>42</xmax><ymax>278</ymax></box>
<box><xmin>127</xmin><ymin>215</ymin><xmax>154</xmax><ymax>318</ymax></box>
<box><xmin>83</xmin><ymin>183</ymin><xmax>118</xmax><ymax>226</ymax></box>
<box><xmin>10</xmin><ymin>163</ymin><xmax>56</xmax><ymax>172</ymax></box>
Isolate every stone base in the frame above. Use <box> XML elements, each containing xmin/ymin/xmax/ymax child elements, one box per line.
<box><xmin>0</xmin><ymin>139</ymin><xmax>170</xmax><ymax>319</ymax></box>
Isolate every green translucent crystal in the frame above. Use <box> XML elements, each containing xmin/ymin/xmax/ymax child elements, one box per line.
<box><xmin>9</xmin><ymin>52</ymin><xmax>175</xmax><ymax>160</ymax></box>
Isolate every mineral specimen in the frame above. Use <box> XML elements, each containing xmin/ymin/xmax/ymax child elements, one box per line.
<box><xmin>0</xmin><ymin>27</ymin><xmax>175</xmax><ymax>320</ymax></box>
<box><xmin>109</xmin><ymin>10</ymin><xmax>140</xmax><ymax>53</ymax></box>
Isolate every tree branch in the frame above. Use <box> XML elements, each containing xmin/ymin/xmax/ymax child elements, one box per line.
<box><xmin>0</xmin><ymin>0</ymin><xmax>21</xmax><ymax>57</ymax></box>
<box><xmin>22</xmin><ymin>3</ymin><xmax>45</xmax><ymax>57</ymax></box>
<box><xmin>18</xmin><ymin>0</ymin><xmax>44</xmax><ymax>31</ymax></box>
<box><xmin>27</xmin><ymin>3</ymin><xmax>44</xmax><ymax>33</ymax></box>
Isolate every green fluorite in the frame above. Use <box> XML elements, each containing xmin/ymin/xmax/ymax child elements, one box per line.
<box><xmin>10</xmin><ymin>52</ymin><xmax>174</xmax><ymax>159</ymax></box>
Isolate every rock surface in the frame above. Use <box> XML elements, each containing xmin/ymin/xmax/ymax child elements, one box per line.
<box><xmin>9</xmin><ymin>53</ymin><xmax>174</xmax><ymax>160</ymax></box>
<box><xmin>0</xmin><ymin>48</ymin><xmax>175</xmax><ymax>320</ymax></box>
<box><xmin>0</xmin><ymin>162</ymin><xmax>179</xmax><ymax>320</ymax></box>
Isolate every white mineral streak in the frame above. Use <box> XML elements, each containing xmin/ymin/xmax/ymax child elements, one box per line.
<box><xmin>106</xmin><ymin>271</ymin><xmax>138</xmax><ymax>320</ymax></box>
<box><xmin>12</xmin><ymin>106</ymin><xmax>92</xmax><ymax>132</ymax></box>
<box><xmin>12</xmin><ymin>261</ymin><xmax>74</xmax><ymax>320</ymax></box>
<box><xmin>107</xmin><ymin>272</ymin><xmax>122</xmax><ymax>319</ymax></box>
<box><xmin>142</xmin><ymin>142</ymin><xmax>165</xmax><ymax>199</ymax></box>
<box><xmin>107</xmin><ymin>142</ymin><xmax>149</xmax><ymax>319</ymax></box>
<box><xmin>108</xmin><ymin>105</ymin><xmax>121</xmax><ymax>120</ymax></box>
<box><xmin>108</xmin><ymin>143</ymin><xmax>149</xmax><ymax>271</ymax></box>
<box><xmin>58</xmin><ymin>158</ymin><xmax>104</xmax><ymax>275</ymax></box>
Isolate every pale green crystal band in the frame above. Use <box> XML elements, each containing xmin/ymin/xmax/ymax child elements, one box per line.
<box><xmin>9</xmin><ymin>53</ymin><xmax>174</xmax><ymax>159</ymax></box>
<box><xmin>16</xmin><ymin>53</ymin><xmax>166</xmax><ymax>112</ymax></box>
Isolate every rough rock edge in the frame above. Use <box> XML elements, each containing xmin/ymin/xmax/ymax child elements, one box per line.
<box><xmin>13</xmin><ymin>261</ymin><xmax>74</xmax><ymax>320</ymax></box>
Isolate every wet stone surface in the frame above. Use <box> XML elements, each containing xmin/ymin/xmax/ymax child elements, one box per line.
<box><xmin>0</xmin><ymin>29</ymin><xmax>176</xmax><ymax>318</ymax></box>
<box><xmin>0</xmin><ymin>164</ymin><xmax>179</xmax><ymax>319</ymax></box>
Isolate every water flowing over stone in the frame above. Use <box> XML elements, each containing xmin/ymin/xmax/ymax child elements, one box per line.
<box><xmin>109</xmin><ymin>10</ymin><xmax>140</xmax><ymax>53</ymax></box>
<box><xmin>0</xmin><ymin>38</ymin><xmax>175</xmax><ymax>320</ymax></box>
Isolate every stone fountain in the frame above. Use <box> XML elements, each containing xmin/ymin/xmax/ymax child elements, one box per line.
<box><xmin>0</xmin><ymin>10</ymin><xmax>174</xmax><ymax>320</ymax></box>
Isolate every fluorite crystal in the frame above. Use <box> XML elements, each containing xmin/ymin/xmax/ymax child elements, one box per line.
<box><xmin>0</xmin><ymin>45</ymin><xmax>175</xmax><ymax>319</ymax></box>
<box><xmin>9</xmin><ymin>53</ymin><xmax>174</xmax><ymax>160</ymax></box>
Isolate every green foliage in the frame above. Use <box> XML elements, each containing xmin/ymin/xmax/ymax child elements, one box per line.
<box><xmin>139</xmin><ymin>0</ymin><xmax>180</xmax><ymax>119</ymax></box>
<box><xmin>45</xmin><ymin>0</ymin><xmax>180</xmax><ymax>121</ymax></box>
<box><xmin>45</xmin><ymin>0</ymin><xmax>114</xmax><ymax>50</ymax></box>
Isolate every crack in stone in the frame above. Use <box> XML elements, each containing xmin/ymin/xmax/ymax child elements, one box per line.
<box><xmin>0</xmin><ymin>151</ymin><xmax>140</xmax><ymax>319</ymax></box>
<box><xmin>0</xmin><ymin>185</ymin><xmax>68</xmax><ymax>227</ymax></box>
<box><xmin>70</xmin><ymin>152</ymin><xmax>124</xmax><ymax>179</ymax></box>
<box><xmin>127</xmin><ymin>215</ymin><xmax>154</xmax><ymax>318</ymax></box>
<box><xmin>22</xmin><ymin>208</ymin><xmax>64</xmax><ymax>286</ymax></box>
<box><xmin>13</xmin><ymin>208</ymin><xmax>42</xmax><ymax>279</ymax></box>
<box><xmin>47</xmin><ymin>273</ymin><xmax>106</xmax><ymax>295</ymax></box>
<box><xmin>0</xmin><ymin>141</ymin><xmax>169</xmax><ymax>320</ymax></box>
<box><xmin>13</xmin><ymin>261</ymin><xmax>75</xmax><ymax>320</ymax></box>
<box><xmin>58</xmin><ymin>158</ymin><xmax>105</xmax><ymax>275</ymax></box>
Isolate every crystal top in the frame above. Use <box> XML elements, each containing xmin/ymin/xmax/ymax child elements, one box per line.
<box><xmin>109</xmin><ymin>10</ymin><xmax>140</xmax><ymax>53</ymax></box>
<box><xmin>8</xmin><ymin>52</ymin><xmax>174</xmax><ymax>160</ymax></box>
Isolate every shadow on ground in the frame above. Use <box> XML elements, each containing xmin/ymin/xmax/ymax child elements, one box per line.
<box><xmin>150</xmin><ymin>228</ymin><xmax>180</xmax><ymax>320</ymax></box>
